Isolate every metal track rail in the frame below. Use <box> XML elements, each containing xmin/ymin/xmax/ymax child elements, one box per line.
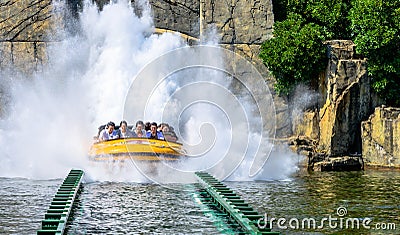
<box><xmin>195</xmin><ymin>172</ymin><xmax>279</xmax><ymax>235</ymax></box>
<box><xmin>37</xmin><ymin>169</ymin><xmax>84</xmax><ymax>235</ymax></box>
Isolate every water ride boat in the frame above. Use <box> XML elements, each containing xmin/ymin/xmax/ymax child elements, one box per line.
<box><xmin>88</xmin><ymin>137</ymin><xmax>186</xmax><ymax>162</ymax></box>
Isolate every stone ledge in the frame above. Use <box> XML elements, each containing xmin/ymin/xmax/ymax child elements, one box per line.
<box><xmin>362</xmin><ymin>106</ymin><xmax>400</xmax><ymax>168</ymax></box>
<box><xmin>310</xmin><ymin>156</ymin><xmax>364</xmax><ymax>172</ymax></box>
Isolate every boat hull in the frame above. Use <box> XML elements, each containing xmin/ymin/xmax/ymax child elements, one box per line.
<box><xmin>88</xmin><ymin>138</ymin><xmax>186</xmax><ymax>162</ymax></box>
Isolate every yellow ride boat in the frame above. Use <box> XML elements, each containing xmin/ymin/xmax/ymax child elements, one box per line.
<box><xmin>88</xmin><ymin>137</ymin><xmax>186</xmax><ymax>162</ymax></box>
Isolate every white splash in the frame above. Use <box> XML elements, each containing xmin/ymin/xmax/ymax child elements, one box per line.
<box><xmin>0</xmin><ymin>0</ymin><xmax>299</xmax><ymax>182</ymax></box>
<box><xmin>0</xmin><ymin>0</ymin><xmax>184</xmax><ymax>180</ymax></box>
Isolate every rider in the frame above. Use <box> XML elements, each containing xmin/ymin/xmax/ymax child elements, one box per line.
<box><xmin>146</xmin><ymin>122</ymin><xmax>164</xmax><ymax>140</ymax></box>
<box><xmin>133</xmin><ymin>120</ymin><xmax>146</xmax><ymax>138</ymax></box>
<box><xmin>98</xmin><ymin>121</ymin><xmax>119</xmax><ymax>141</ymax></box>
<box><xmin>118</xmin><ymin>120</ymin><xmax>136</xmax><ymax>138</ymax></box>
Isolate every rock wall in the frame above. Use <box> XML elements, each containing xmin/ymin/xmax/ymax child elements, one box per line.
<box><xmin>291</xmin><ymin>41</ymin><xmax>400</xmax><ymax>171</ymax></box>
<box><xmin>151</xmin><ymin>0</ymin><xmax>200</xmax><ymax>38</ymax></box>
<box><xmin>362</xmin><ymin>106</ymin><xmax>400</xmax><ymax>167</ymax></box>
<box><xmin>293</xmin><ymin>110</ymin><xmax>319</xmax><ymax>140</ymax></box>
<box><xmin>318</xmin><ymin>40</ymin><xmax>371</xmax><ymax>157</ymax></box>
<box><xmin>200</xmin><ymin>0</ymin><xmax>273</xmax><ymax>44</ymax></box>
<box><xmin>0</xmin><ymin>0</ymin><xmax>62</xmax><ymax>73</ymax></box>
<box><xmin>290</xmin><ymin>40</ymin><xmax>375</xmax><ymax>171</ymax></box>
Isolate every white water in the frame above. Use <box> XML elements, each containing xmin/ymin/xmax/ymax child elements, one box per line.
<box><xmin>0</xmin><ymin>0</ymin><xmax>298</xmax><ymax>182</ymax></box>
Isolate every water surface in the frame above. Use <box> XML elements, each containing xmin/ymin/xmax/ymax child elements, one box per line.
<box><xmin>0</xmin><ymin>169</ymin><xmax>399</xmax><ymax>234</ymax></box>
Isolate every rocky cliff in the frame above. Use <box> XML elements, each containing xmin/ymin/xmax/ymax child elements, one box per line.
<box><xmin>362</xmin><ymin>106</ymin><xmax>400</xmax><ymax>168</ymax></box>
<box><xmin>318</xmin><ymin>40</ymin><xmax>371</xmax><ymax>157</ymax></box>
<box><xmin>291</xmin><ymin>41</ymin><xmax>373</xmax><ymax>155</ymax></box>
<box><xmin>291</xmin><ymin>40</ymin><xmax>400</xmax><ymax>171</ymax></box>
<box><xmin>290</xmin><ymin>40</ymin><xmax>372</xmax><ymax>170</ymax></box>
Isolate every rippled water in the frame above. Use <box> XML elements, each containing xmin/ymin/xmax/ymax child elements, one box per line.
<box><xmin>0</xmin><ymin>178</ymin><xmax>60</xmax><ymax>235</ymax></box>
<box><xmin>66</xmin><ymin>183</ymin><xmax>221</xmax><ymax>234</ymax></box>
<box><xmin>233</xmin><ymin>169</ymin><xmax>400</xmax><ymax>234</ymax></box>
<box><xmin>1</xmin><ymin>169</ymin><xmax>399</xmax><ymax>234</ymax></box>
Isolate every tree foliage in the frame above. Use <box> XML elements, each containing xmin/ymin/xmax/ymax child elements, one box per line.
<box><xmin>349</xmin><ymin>0</ymin><xmax>400</xmax><ymax>106</ymax></box>
<box><xmin>259</xmin><ymin>13</ymin><xmax>327</xmax><ymax>94</ymax></box>
<box><xmin>287</xmin><ymin>0</ymin><xmax>352</xmax><ymax>38</ymax></box>
<box><xmin>261</xmin><ymin>0</ymin><xmax>400</xmax><ymax>106</ymax></box>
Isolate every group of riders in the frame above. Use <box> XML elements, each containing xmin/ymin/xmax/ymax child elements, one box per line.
<box><xmin>96</xmin><ymin>120</ymin><xmax>178</xmax><ymax>142</ymax></box>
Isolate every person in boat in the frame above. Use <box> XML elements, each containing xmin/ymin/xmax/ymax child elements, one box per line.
<box><xmin>133</xmin><ymin>120</ymin><xmax>146</xmax><ymax>138</ymax></box>
<box><xmin>158</xmin><ymin>123</ymin><xmax>167</xmax><ymax>132</ymax></box>
<box><xmin>98</xmin><ymin>121</ymin><xmax>119</xmax><ymax>141</ymax></box>
<box><xmin>118</xmin><ymin>120</ymin><xmax>136</xmax><ymax>138</ymax></box>
<box><xmin>162</xmin><ymin>124</ymin><xmax>178</xmax><ymax>142</ymax></box>
<box><xmin>146</xmin><ymin>122</ymin><xmax>164</xmax><ymax>140</ymax></box>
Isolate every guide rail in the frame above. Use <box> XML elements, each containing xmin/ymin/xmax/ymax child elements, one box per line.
<box><xmin>37</xmin><ymin>169</ymin><xmax>84</xmax><ymax>235</ymax></box>
<box><xmin>195</xmin><ymin>171</ymin><xmax>279</xmax><ymax>234</ymax></box>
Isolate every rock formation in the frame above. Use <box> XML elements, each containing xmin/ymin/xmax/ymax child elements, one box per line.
<box><xmin>318</xmin><ymin>40</ymin><xmax>371</xmax><ymax>157</ymax></box>
<box><xmin>290</xmin><ymin>40</ymin><xmax>372</xmax><ymax>171</ymax></box>
<box><xmin>362</xmin><ymin>106</ymin><xmax>400</xmax><ymax>167</ymax></box>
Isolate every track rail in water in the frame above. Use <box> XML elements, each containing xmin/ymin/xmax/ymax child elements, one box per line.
<box><xmin>195</xmin><ymin>172</ymin><xmax>280</xmax><ymax>234</ymax></box>
<box><xmin>37</xmin><ymin>169</ymin><xmax>84</xmax><ymax>235</ymax></box>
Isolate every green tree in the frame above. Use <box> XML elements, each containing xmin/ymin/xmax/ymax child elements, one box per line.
<box><xmin>287</xmin><ymin>0</ymin><xmax>352</xmax><ymax>39</ymax></box>
<box><xmin>260</xmin><ymin>13</ymin><xmax>327</xmax><ymax>94</ymax></box>
<box><xmin>349</xmin><ymin>0</ymin><xmax>400</xmax><ymax>106</ymax></box>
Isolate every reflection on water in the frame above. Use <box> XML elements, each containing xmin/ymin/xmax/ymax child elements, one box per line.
<box><xmin>0</xmin><ymin>169</ymin><xmax>399</xmax><ymax>234</ymax></box>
